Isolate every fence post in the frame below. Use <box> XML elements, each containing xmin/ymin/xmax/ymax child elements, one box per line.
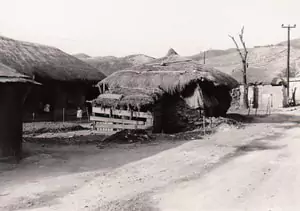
<box><xmin>86</xmin><ymin>106</ymin><xmax>89</xmax><ymax>121</ymax></box>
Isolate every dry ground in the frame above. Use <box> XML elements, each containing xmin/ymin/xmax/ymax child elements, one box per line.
<box><xmin>1</xmin><ymin>108</ymin><xmax>300</xmax><ymax>211</ymax></box>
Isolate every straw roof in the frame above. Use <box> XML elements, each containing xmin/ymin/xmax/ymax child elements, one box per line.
<box><xmin>92</xmin><ymin>87</ymin><xmax>164</xmax><ymax>110</ymax></box>
<box><xmin>98</xmin><ymin>60</ymin><xmax>239</xmax><ymax>94</ymax></box>
<box><xmin>0</xmin><ymin>63</ymin><xmax>38</xmax><ymax>84</ymax></box>
<box><xmin>0</xmin><ymin>36</ymin><xmax>105</xmax><ymax>83</ymax></box>
<box><xmin>95</xmin><ymin>49</ymin><xmax>238</xmax><ymax>110</ymax></box>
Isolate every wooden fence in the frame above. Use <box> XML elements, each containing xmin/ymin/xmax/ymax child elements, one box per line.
<box><xmin>90</xmin><ymin>107</ymin><xmax>153</xmax><ymax>134</ymax></box>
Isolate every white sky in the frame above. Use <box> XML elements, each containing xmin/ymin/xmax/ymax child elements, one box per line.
<box><xmin>0</xmin><ymin>0</ymin><xmax>299</xmax><ymax>57</ymax></box>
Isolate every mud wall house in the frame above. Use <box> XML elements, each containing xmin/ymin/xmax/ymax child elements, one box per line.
<box><xmin>276</xmin><ymin>77</ymin><xmax>300</xmax><ymax>105</ymax></box>
<box><xmin>0</xmin><ymin>63</ymin><xmax>38</xmax><ymax>159</ymax></box>
<box><xmin>231</xmin><ymin>67</ymin><xmax>285</xmax><ymax>110</ymax></box>
<box><xmin>0</xmin><ymin>36</ymin><xmax>106</xmax><ymax>121</ymax></box>
<box><xmin>266</xmin><ymin>77</ymin><xmax>300</xmax><ymax>106</ymax></box>
<box><xmin>91</xmin><ymin>49</ymin><xmax>238</xmax><ymax>134</ymax></box>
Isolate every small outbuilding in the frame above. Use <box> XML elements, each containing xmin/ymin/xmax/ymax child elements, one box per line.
<box><xmin>91</xmin><ymin>49</ymin><xmax>238</xmax><ymax>134</ymax></box>
<box><xmin>0</xmin><ymin>63</ymin><xmax>38</xmax><ymax>159</ymax></box>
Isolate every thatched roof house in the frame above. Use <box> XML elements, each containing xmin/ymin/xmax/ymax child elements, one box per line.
<box><xmin>0</xmin><ymin>36</ymin><xmax>105</xmax><ymax>83</ymax></box>
<box><xmin>93</xmin><ymin>49</ymin><xmax>238</xmax><ymax>133</ymax></box>
<box><xmin>98</xmin><ymin>60</ymin><xmax>237</xmax><ymax>93</ymax></box>
<box><xmin>98</xmin><ymin>48</ymin><xmax>237</xmax><ymax>95</ymax></box>
<box><xmin>0</xmin><ymin>36</ymin><xmax>106</xmax><ymax>121</ymax></box>
<box><xmin>0</xmin><ymin>63</ymin><xmax>37</xmax><ymax>159</ymax></box>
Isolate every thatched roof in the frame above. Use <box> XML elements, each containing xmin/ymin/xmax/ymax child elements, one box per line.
<box><xmin>0</xmin><ymin>63</ymin><xmax>38</xmax><ymax>84</ymax></box>
<box><xmin>94</xmin><ymin>49</ymin><xmax>238</xmax><ymax>110</ymax></box>
<box><xmin>0</xmin><ymin>36</ymin><xmax>105</xmax><ymax>83</ymax></box>
<box><xmin>231</xmin><ymin>67</ymin><xmax>283</xmax><ymax>85</ymax></box>
<box><xmin>92</xmin><ymin>87</ymin><xmax>164</xmax><ymax>110</ymax></box>
<box><xmin>98</xmin><ymin>60</ymin><xmax>239</xmax><ymax>95</ymax></box>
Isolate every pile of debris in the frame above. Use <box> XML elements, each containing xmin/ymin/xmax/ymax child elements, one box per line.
<box><xmin>97</xmin><ymin>114</ymin><xmax>248</xmax><ymax>146</ymax></box>
<box><xmin>210</xmin><ymin>116</ymin><xmax>244</xmax><ymax>128</ymax></box>
<box><xmin>23</xmin><ymin>133</ymin><xmax>106</xmax><ymax>145</ymax></box>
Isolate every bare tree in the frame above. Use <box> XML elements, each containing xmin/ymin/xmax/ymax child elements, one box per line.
<box><xmin>229</xmin><ymin>26</ymin><xmax>249</xmax><ymax>109</ymax></box>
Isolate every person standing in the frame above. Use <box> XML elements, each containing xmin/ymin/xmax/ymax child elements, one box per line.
<box><xmin>77</xmin><ymin>107</ymin><xmax>83</xmax><ymax>122</ymax></box>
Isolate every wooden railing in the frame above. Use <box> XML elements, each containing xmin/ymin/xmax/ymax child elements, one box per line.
<box><xmin>90</xmin><ymin>107</ymin><xmax>153</xmax><ymax>134</ymax></box>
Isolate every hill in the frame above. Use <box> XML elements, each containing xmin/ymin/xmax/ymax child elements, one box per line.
<box><xmin>72</xmin><ymin>53</ymin><xmax>91</xmax><ymax>59</ymax></box>
<box><xmin>189</xmin><ymin>48</ymin><xmax>236</xmax><ymax>61</ymax></box>
<box><xmin>204</xmin><ymin>45</ymin><xmax>300</xmax><ymax>82</ymax></box>
<box><xmin>277</xmin><ymin>38</ymin><xmax>300</xmax><ymax>49</ymax></box>
<box><xmin>79</xmin><ymin>54</ymin><xmax>155</xmax><ymax>76</ymax></box>
<box><xmin>74</xmin><ymin>37</ymin><xmax>300</xmax><ymax>81</ymax></box>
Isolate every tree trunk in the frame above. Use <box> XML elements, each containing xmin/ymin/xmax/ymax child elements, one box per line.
<box><xmin>242</xmin><ymin>84</ymin><xmax>249</xmax><ymax>109</ymax></box>
<box><xmin>242</xmin><ymin>61</ymin><xmax>249</xmax><ymax>109</ymax></box>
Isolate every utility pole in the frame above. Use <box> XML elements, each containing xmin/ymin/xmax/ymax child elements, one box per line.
<box><xmin>203</xmin><ymin>50</ymin><xmax>206</xmax><ymax>64</ymax></box>
<box><xmin>282</xmin><ymin>24</ymin><xmax>296</xmax><ymax>100</ymax></box>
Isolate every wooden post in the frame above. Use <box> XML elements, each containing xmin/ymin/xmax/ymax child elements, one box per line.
<box><xmin>202</xmin><ymin>110</ymin><xmax>206</xmax><ymax>135</ymax></box>
<box><xmin>86</xmin><ymin>107</ymin><xmax>89</xmax><ymax>121</ymax></box>
<box><xmin>0</xmin><ymin>84</ymin><xmax>23</xmax><ymax>159</ymax></box>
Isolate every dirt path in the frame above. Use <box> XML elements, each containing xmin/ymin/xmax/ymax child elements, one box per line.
<box><xmin>1</xmin><ymin>109</ymin><xmax>300</xmax><ymax>211</ymax></box>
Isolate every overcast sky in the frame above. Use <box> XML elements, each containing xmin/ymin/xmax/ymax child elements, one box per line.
<box><xmin>0</xmin><ymin>0</ymin><xmax>299</xmax><ymax>57</ymax></box>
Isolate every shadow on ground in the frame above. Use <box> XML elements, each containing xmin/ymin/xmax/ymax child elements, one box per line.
<box><xmin>0</xmin><ymin>140</ymin><xmax>190</xmax><ymax>210</ymax></box>
<box><xmin>0</xmin><ymin>138</ymin><xmax>189</xmax><ymax>180</ymax></box>
<box><xmin>251</xmin><ymin>113</ymin><xmax>300</xmax><ymax>123</ymax></box>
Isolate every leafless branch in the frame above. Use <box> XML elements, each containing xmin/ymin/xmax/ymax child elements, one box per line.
<box><xmin>238</xmin><ymin>26</ymin><xmax>248</xmax><ymax>60</ymax></box>
<box><xmin>228</xmin><ymin>35</ymin><xmax>244</xmax><ymax>60</ymax></box>
<box><xmin>240</xmin><ymin>26</ymin><xmax>244</xmax><ymax>38</ymax></box>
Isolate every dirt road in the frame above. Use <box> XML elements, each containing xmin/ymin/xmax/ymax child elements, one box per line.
<box><xmin>1</xmin><ymin>109</ymin><xmax>300</xmax><ymax>211</ymax></box>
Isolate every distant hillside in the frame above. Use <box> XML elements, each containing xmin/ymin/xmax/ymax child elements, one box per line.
<box><xmin>189</xmin><ymin>49</ymin><xmax>236</xmax><ymax>61</ymax></box>
<box><xmin>79</xmin><ymin>54</ymin><xmax>155</xmax><ymax>76</ymax></box>
<box><xmin>277</xmin><ymin>38</ymin><xmax>300</xmax><ymax>49</ymax></box>
<box><xmin>75</xmin><ymin>37</ymin><xmax>300</xmax><ymax>80</ymax></box>
<box><xmin>205</xmin><ymin>45</ymin><xmax>300</xmax><ymax>81</ymax></box>
<box><xmin>72</xmin><ymin>53</ymin><xmax>91</xmax><ymax>59</ymax></box>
